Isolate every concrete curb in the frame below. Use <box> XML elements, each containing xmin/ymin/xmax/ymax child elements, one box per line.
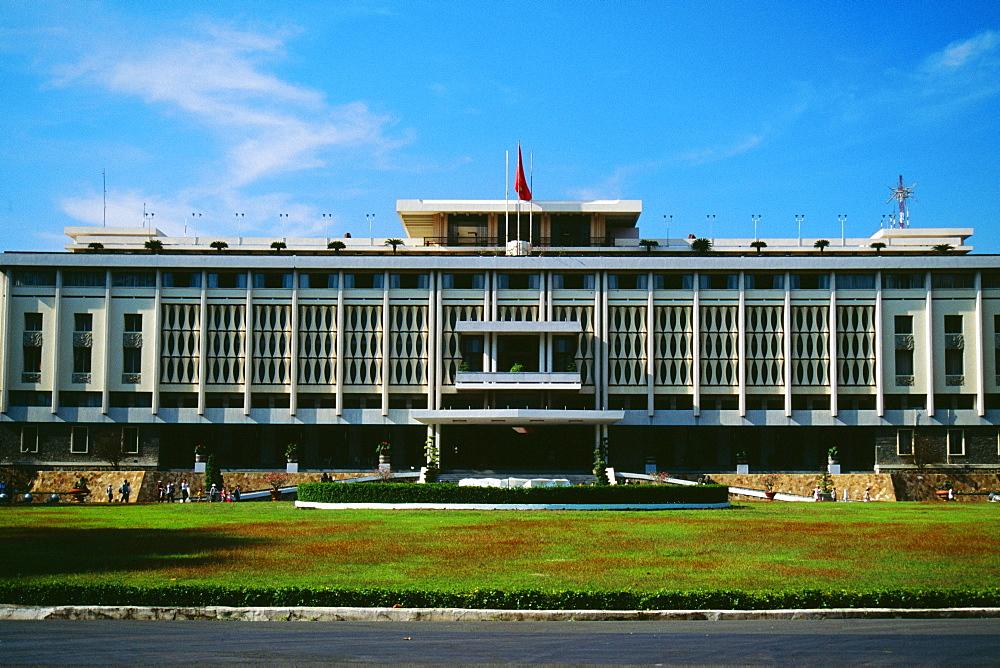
<box><xmin>2</xmin><ymin>605</ymin><xmax>999</xmax><ymax>621</ymax></box>
<box><xmin>295</xmin><ymin>501</ymin><xmax>731</xmax><ymax>511</ymax></box>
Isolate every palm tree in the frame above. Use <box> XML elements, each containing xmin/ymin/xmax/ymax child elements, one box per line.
<box><xmin>933</xmin><ymin>244</ymin><xmax>954</xmax><ymax>254</ymax></box>
<box><xmin>385</xmin><ymin>238</ymin><xmax>403</xmax><ymax>255</ymax></box>
<box><xmin>814</xmin><ymin>239</ymin><xmax>830</xmax><ymax>253</ymax></box>
<box><xmin>144</xmin><ymin>239</ymin><xmax>163</xmax><ymax>254</ymax></box>
<box><xmin>270</xmin><ymin>241</ymin><xmax>287</xmax><ymax>254</ymax></box>
<box><xmin>639</xmin><ymin>239</ymin><xmax>659</xmax><ymax>253</ymax></box>
<box><xmin>87</xmin><ymin>242</ymin><xmax>104</xmax><ymax>253</ymax></box>
<box><xmin>210</xmin><ymin>240</ymin><xmax>228</xmax><ymax>253</ymax></box>
<box><xmin>327</xmin><ymin>240</ymin><xmax>346</xmax><ymax>252</ymax></box>
<box><xmin>870</xmin><ymin>242</ymin><xmax>886</xmax><ymax>254</ymax></box>
<box><xmin>750</xmin><ymin>240</ymin><xmax>767</xmax><ymax>254</ymax></box>
<box><xmin>690</xmin><ymin>237</ymin><xmax>713</xmax><ymax>253</ymax></box>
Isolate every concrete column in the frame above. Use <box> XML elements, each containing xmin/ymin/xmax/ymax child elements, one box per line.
<box><xmin>925</xmin><ymin>271</ymin><xmax>935</xmax><ymax>417</ymax></box>
<box><xmin>197</xmin><ymin>270</ymin><xmax>208</xmax><ymax>415</ymax></box>
<box><xmin>0</xmin><ymin>270</ymin><xmax>10</xmax><ymax>413</ymax></box>
<box><xmin>738</xmin><ymin>271</ymin><xmax>746</xmax><ymax>417</ymax></box>
<box><xmin>242</xmin><ymin>271</ymin><xmax>253</xmax><ymax>416</ymax></box>
<box><xmin>828</xmin><ymin>272</ymin><xmax>838</xmax><ymax>417</ymax></box>
<box><xmin>975</xmin><ymin>271</ymin><xmax>985</xmax><ymax>417</ymax></box>
<box><xmin>875</xmin><ymin>271</ymin><xmax>885</xmax><ymax>417</ymax></box>
<box><xmin>101</xmin><ymin>270</ymin><xmax>112</xmax><ymax>415</ymax></box>
<box><xmin>334</xmin><ymin>271</ymin><xmax>345</xmax><ymax>416</ymax></box>
<box><xmin>601</xmin><ymin>271</ymin><xmax>609</xmax><ymax>410</ymax></box>
<box><xmin>435</xmin><ymin>271</ymin><xmax>444</xmax><ymax>410</ymax></box>
<box><xmin>692</xmin><ymin>272</ymin><xmax>701</xmax><ymax>417</ymax></box>
<box><xmin>51</xmin><ymin>270</ymin><xmax>63</xmax><ymax>414</ymax></box>
<box><xmin>593</xmin><ymin>273</ymin><xmax>602</xmax><ymax>410</ymax></box>
<box><xmin>783</xmin><ymin>272</ymin><xmax>792</xmax><ymax>417</ymax></box>
<box><xmin>382</xmin><ymin>271</ymin><xmax>390</xmax><ymax>417</ymax></box>
<box><xmin>427</xmin><ymin>271</ymin><xmax>436</xmax><ymax>412</ymax></box>
<box><xmin>647</xmin><ymin>271</ymin><xmax>655</xmax><ymax>417</ymax></box>
<box><xmin>289</xmin><ymin>270</ymin><xmax>299</xmax><ymax>416</ymax></box>
<box><xmin>152</xmin><ymin>270</ymin><xmax>162</xmax><ymax>415</ymax></box>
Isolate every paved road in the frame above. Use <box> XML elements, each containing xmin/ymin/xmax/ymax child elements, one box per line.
<box><xmin>1</xmin><ymin>619</ymin><xmax>998</xmax><ymax>664</ymax></box>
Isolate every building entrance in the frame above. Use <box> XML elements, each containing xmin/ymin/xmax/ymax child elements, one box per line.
<box><xmin>441</xmin><ymin>424</ymin><xmax>593</xmax><ymax>471</ymax></box>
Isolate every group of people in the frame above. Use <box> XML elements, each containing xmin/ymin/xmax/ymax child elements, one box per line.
<box><xmin>105</xmin><ymin>480</ymin><xmax>132</xmax><ymax>503</ymax></box>
<box><xmin>155</xmin><ymin>479</ymin><xmax>191</xmax><ymax>502</ymax></box>
<box><xmin>810</xmin><ymin>486</ymin><xmax>874</xmax><ymax>502</ymax></box>
<box><xmin>207</xmin><ymin>482</ymin><xmax>241</xmax><ymax>502</ymax></box>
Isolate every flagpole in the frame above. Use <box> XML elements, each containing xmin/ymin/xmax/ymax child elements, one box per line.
<box><xmin>528</xmin><ymin>150</ymin><xmax>533</xmax><ymax>248</ymax></box>
<box><xmin>516</xmin><ymin>142</ymin><xmax>521</xmax><ymax>245</ymax></box>
<box><xmin>505</xmin><ymin>150</ymin><xmax>509</xmax><ymax>249</ymax></box>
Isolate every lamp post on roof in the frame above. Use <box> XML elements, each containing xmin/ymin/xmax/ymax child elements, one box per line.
<box><xmin>366</xmin><ymin>213</ymin><xmax>375</xmax><ymax>246</ymax></box>
<box><xmin>663</xmin><ymin>214</ymin><xmax>671</xmax><ymax>247</ymax></box>
<box><xmin>838</xmin><ymin>214</ymin><xmax>847</xmax><ymax>247</ymax></box>
<box><xmin>707</xmin><ymin>214</ymin><xmax>716</xmax><ymax>244</ymax></box>
<box><xmin>235</xmin><ymin>213</ymin><xmax>244</xmax><ymax>240</ymax></box>
<box><xmin>322</xmin><ymin>213</ymin><xmax>333</xmax><ymax>240</ymax></box>
<box><xmin>751</xmin><ymin>214</ymin><xmax>761</xmax><ymax>242</ymax></box>
<box><xmin>278</xmin><ymin>213</ymin><xmax>288</xmax><ymax>239</ymax></box>
<box><xmin>795</xmin><ymin>214</ymin><xmax>805</xmax><ymax>247</ymax></box>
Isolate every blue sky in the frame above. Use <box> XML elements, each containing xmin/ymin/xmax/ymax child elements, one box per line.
<box><xmin>2</xmin><ymin>1</ymin><xmax>998</xmax><ymax>250</ymax></box>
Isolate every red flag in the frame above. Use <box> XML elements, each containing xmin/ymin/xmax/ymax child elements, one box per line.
<box><xmin>514</xmin><ymin>144</ymin><xmax>532</xmax><ymax>201</ymax></box>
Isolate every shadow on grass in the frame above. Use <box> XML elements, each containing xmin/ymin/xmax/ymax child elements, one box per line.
<box><xmin>0</xmin><ymin>527</ymin><xmax>265</xmax><ymax>578</ymax></box>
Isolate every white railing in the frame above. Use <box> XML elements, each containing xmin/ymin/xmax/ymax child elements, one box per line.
<box><xmin>454</xmin><ymin>371</ymin><xmax>582</xmax><ymax>389</ymax></box>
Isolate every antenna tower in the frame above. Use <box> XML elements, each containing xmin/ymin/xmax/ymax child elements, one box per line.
<box><xmin>886</xmin><ymin>175</ymin><xmax>916</xmax><ymax>228</ymax></box>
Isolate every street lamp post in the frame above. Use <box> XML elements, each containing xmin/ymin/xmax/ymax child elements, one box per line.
<box><xmin>366</xmin><ymin>213</ymin><xmax>375</xmax><ymax>246</ymax></box>
<box><xmin>235</xmin><ymin>213</ymin><xmax>244</xmax><ymax>241</ymax></box>
<box><xmin>322</xmin><ymin>213</ymin><xmax>333</xmax><ymax>240</ymax></box>
<box><xmin>707</xmin><ymin>214</ymin><xmax>716</xmax><ymax>244</ymax></box>
<box><xmin>795</xmin><ymin>214</ymin><xmax>805</xmax><ymax>247</ymax></box>
<box><xmin>751</xmin><ymin>214</ymin><xmax>761</xmax><ymax>242</ymax></box>
<box><xmin>278</xmin><ymin>213</ymin><xmax>288</xmax><ymax>239</ymax></box>
<box><xmin>663</xmin><ymin>214</ymin><xmax>672</xmax><ymax>247</ymax></box>
<box><xmin>838</xmin><ymin>214</ymin><xmax>847</xmax><ymax>246</ymax></box>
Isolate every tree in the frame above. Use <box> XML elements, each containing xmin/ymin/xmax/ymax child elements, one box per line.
<box><xmin>87</xmin><ymin>242</ymin><xmax>104</xmax><ymax>253</ymax></box>
<box><xmin>690</xmin><ymin>238</ymin><xmax>713</xmax><ymax>253</ymax></box>
<box><xmin>327</xmin><ymin>240</ymin><xmax>346</xmax><ymax>252</ymax></box>
<box><xmin>92</xmin><ymin>431</ymin><xmax>128</xmax><ymax>471</ymax></box>
<box><xmin>385</xmin><ymin>238</ymin><xmax>403</xmax><ymax>254</ymax></box>
<box><xmin>750</xmin><ymin>240</ymin><xmax>768</xmax><ymax>254</ymax></box>
<box><xmin>912</xmin><ymin>433</ymin><xmax>938</xmax><ymax>471</ymax></box>
<box><xmin>933</xmin><ymin>244</ymin><xmax>954</xmax><ymax>254</ymax></box>
<box><xmin>639</xmin><ymin>239</ymin><xmax>659</xmax><ymax>253</ymax></box>
<box><xmin>270</xmin><ymin>241</ymin><xmax>287</xmax><ymax>254</ymax></box>
<box><xmin>203</xmin><ymin>453</ymin><xmax>223</xmax><ymax>489</ymax></box>
<box><xmin>210</xmin><ymin>240</ymin><xmax>228</xmax><ymax>253</ymax></box>
<box><xmin>814</xmin><ymin>239</ymin><xmax>830</xmax><ymax>253</ymax></box>
<box><xmin>144</xmin><ymin>239</ymin><xmax>164</xmax><ymax>254</ymax></box>
<box><xmin>870</xmin><ymin>242</ymin><xmax>886</xmax><ymax>254</ymax></box>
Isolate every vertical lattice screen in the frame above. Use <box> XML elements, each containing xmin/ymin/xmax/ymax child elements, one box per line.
<box><xmin>653</xmin><ymin>306</ymin><xmax>692</xmax><ymax>385</ymax></box>
<box><xmin>498</xmin><ymin>305</ymin><xmax>538</xmax><ymax>321</ymax></box>
<box><xmin>389</xmin><ymin>305</ymin><xmax>428</xmax><ymax>385</ymax></box>
<box><xmin>792</xmin><ymin>306</ymin><xmax>829</xmax><ymax>385</ymax></box>
<box><xmin>837</xmin><ymin>305</ymin><xmax>876</xmax><ymax>386</ymax></box>
<box><xmin>442</xmin><ymin>305</ymin><xmax>483</xmax><ymax>385</ymax></box>
<box><xmin>554</xmin><ymin>305</ymin><xmax>595</xmax><ymax>385</ymax></box>
<box><xmin>161</xmin><ymin>303</ymin><xmax>200</xmax><ymax>383</ymax></box>
<box><xmin>207</xmin><ymin>304</ymin><xmax>245</xmax><ymax>384</ymax></box>
<box><xmin>298</xmin><ymin>305</ymin><xmax>336</xmax><ymax>385</ymax></box>
<box><xmin>700</xmin><ymin>306</ymin><xmax>737</xmax><ymax>385</ymax></box>
<box><xmin>344</xmin><ymin>305</ymin><xmax>382</xmax><ymax>385</ymax></box>
<box><xmin>747</xmin><ymin>306</ymin><xmax>784</xmax><ymax>386</ymax></box>
<box><xmin>609</xmin><ymin>306</ymin><xmax>647</xmax><ymax>386</ymax></box>
<box><xmin>252</xmin><ymin>305</ymin><xmax>291</xmax><ymax>384</ymax></box>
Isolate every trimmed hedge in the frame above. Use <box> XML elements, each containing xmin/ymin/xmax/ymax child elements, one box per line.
<box><xmin>297</xmin><ymin>482</ymin><xmax>729</xmax><ymax>505</ymax></box>
<box><xmin>1</xmin><ymin>583</ymin><xmax>997</xmax><ymax>610</ymax></box>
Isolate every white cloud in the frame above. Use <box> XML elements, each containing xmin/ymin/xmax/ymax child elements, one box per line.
<box><xmin>52</xmin><ymin>21</ymin><xmax>407</xmax><ymax>191</ymax></box>
<box><xmin>923</xmin><ymin>30</ymin><xmax>999</xmax><ymax>72</ymax></box>
<box><xmin>674</xmin><ymin>134</ymin><xmax>763</xmax><ymax>165</ymax></box>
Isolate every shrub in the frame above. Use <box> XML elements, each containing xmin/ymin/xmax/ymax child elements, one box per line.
<box><xmin>297</xmin><ymin>482</ymin><xmax>729</xmax><ymax>505</ymax></box>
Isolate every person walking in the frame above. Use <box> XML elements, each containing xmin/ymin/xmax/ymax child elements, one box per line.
<box><xmin>119</xmin><ymin>480</ymin><xmax>131</xmax><ymax>503</ymax></box>
<box><xmin>106</xmin><ymin>483</ymin><xmax>114</xmax><ymax>503</ymax></box>
<box><xmin>209</xmin><ymin>483</ymin><xmax>218</xmax><ymax>503</ymax></box>
<box><xmin>864</xmin><ymin>487</ymin><xmax>872</xmax><ymax>502</ymax></box>
<box><xmin>180</xmin><ymin>479</ymin><xmax>190</xmax><ymax>503</ymax></box>
<box><xmin>233</xmin><ymin>485</ymin><xmax>241</xmax><ymax>502</ymax></box>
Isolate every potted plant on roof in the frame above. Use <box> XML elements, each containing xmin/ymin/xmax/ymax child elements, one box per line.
<box><xmin>263</xmin><ymin>471</ymin><xmax>288</xmax><ymax>501</ymax></box>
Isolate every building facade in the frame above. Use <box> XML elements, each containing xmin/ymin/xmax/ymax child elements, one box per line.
<box><xmin>1</xmin><ymin>199</ymin><xmax>998</xmax><ymax>474</ymax></box>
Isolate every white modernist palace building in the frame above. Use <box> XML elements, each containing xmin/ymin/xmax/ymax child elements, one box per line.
<box><xmin>1</xmin><ymin>198</ymin><xmax>998</xmax><ymax>473</ymax></box>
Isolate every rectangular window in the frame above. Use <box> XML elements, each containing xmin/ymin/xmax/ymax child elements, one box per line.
<box><xmin>390</xmin><ymin>273</ymin><xmax>429</xmax><ymax>289</ymax></box>
<box><xmin>70</xmin><ymin>426</ymin><xmax>89</xmax><ymax>454</ymax></box>
<box><xmin>932</xmin><ymin>273</ymin><xmax>975</xmax><ymax>289</ymax></box>
<box><xmin>837</xmin><ymin>273</ymin><xmax>876</xmax><ymax>290</ymax></box>
<box><xmin>553</xmin><ymin>335</ymin><xmax>578</xmax><ymax>372</ymax></box>
<box><xmin>208</xmin><ymin>272</ymin><xmax>248</xmax><ymax>289</ymax></box>
<box><xmin>123</xmin><ymin>427</ymin><xmax>140</xmax><ymax>455</ymax></box>
<box><xmin>342</xmin><ymin>273</ymin><xmax>384</xmax><ymax>289</ymax></box>
<box><xmin>459</xmin><ymin>335</ymin><xmax>484</xmax><ymax>372</ymax></box>
<box><xmin>552</xmin><ymin>274</ymin><xmax>595</xmax><ymax>290</ymax></box>
<box><xmin>894</xmin><ymin>315</ymin><xmax>913</xmax><ymax>334</ymax></box>
<box><xmin>897</xmin><ymin>429</ymin><xmax>914</xmax><ymax>456</ymax></box>
<box><xmin>944</xmin><ymin>315</ymin><xmax>963</xmax><ymax>334</ymax></box>
<box><xmin>162</xmin><ymin>272</ymin><xmax>202</xmax><ymax>288</ymax></box>
<box><xmin>63</xmin><ymin>271</ymin><xmax>105</xmax><ymax>288</ymax></box>
<box><xmin>13</xmin><ymin>270</ymin><xmax>56</xmax><ymax>287</ymax></box>
<box><xmin>112</xmin><ymin>271</ymin><xmax>156</xmax><ymax>288</ymax></box>
<box><xmin>653</xmin><ymin>274</ymin><xmax>694</xmax><ymax>290</ymax></box>
<box><xmin>609</xmin><ymin>274</ymin><xmax>648</xmax><ymax>290</ymax></box>
<box><xmin>442</xmin><ymin>273</ymin><xmax>484</xmax><ymax>290</ymax></box>
<box><xmin>945</xmin><ymin>349</ymin><xmax>964</xmax><ymax>376</ymax></box>
<box><xmin>883</xmin><ymin>273</ymin><xmax>925</xmax><ymax>289</ymax></box>
<box><xmin>698</xmin><ymin>273</ymin><xmax>738</xmax><ymax>290</ymax></box>
<box><xmin>74</xmin><ymin>313</ymin><xmax>93</xmax><ymax>332</ymax></box>
<box><xmin>24</xmin><ymin>312</ymin><xmax>42</xmax><ymax>332</ymax></box>
<box><xmin>23</xmin><ymin>346</ymin><xmax>42</xmax><ymax>374</ymax></box>
<box><xmin>73</xmin><ymin>347</ymin><xmax>92</xmax><ymax>374</ymax></box>
<box><xmin>947</xmin><ymin>429</ymin><xmax>965</xmax><ymax>456</ymax></box>
<box><xmin>789</xmin><ymin>274</ymin><xmax>830</xmax><ymax>290</ymax></box>
<box><xmin>497</xmin><ymin>273</ymin><xmax>540</xmax><ymax>290</ymax></box>
<box><xmin>123</xmin><ymin>347</ymin><xmax>142</xmax><ymax>374</ymax></box>
<box><xmin>252</xmin><ymin>272</ymin><xmax>293</xmax><ymax>289</ymax></box>
<box><xmin>124</xmin><ymin>314</ymin><xmax>142</xmax><ymax>332</ymax></box>
<box><xmin>299</xmin><ymin>273</ymin><xmax>339</xmax><ymax>289</ymax></box>
<box><xmin>895</xmin><ymin>349</ymin><xmax>914</xmax><ymax>376</ymax></box>
<box><xmin>20</xmin><ymin>426</ymin><xmax>39</xmax><ymax>453</ymax></box>
<box><xmin>744</xmin><ymin>273</ymin><xmax>784</xmax><ymax>290</ymax></box>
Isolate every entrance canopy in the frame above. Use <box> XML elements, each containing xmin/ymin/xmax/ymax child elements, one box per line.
<box><xmin>411</xmin><ymin>409</ymin><xmax>624</xmax><ymax>426</ymax></box>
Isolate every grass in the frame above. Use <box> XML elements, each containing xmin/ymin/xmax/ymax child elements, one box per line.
<box><xmin>1</xmin><ymin>502</ymin><xmax>998</xmax><ymax>593</ymax></box>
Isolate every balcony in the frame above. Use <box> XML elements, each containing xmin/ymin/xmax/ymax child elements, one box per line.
<box><xmin>454</xmin><ymin>371</ymin><xmax>582</xmax><ymax>391</ymax></box>
<box><xmin>455</xmin><ymin>321</ymin><xmax>582</xmax><ymax>334</ymax></box>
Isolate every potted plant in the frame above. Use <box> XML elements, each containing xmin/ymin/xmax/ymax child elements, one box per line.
<box><xmin>818</xmin><ymin>470</ymin><xmax>835</xmax><ymax>501</ymax></box>
<box><xmin>285</xmin><ymin>443</ymin><xmax>299</xmax><ymax>463</ymax></box>
<box><xmin>376</xmin><ymin>441</ymin><xmax>391</xmax><ymax>466</ymax></box>
<box><xmin>761</xmin><ymin>475</ymin><xmax>777</xmax><ymax>500</ymax></box>
<box><xmin>827</xmin><ymin>446</ymin><xmax>839</xmax><ymax>465</ymax></box>
<box><xmin>263</xmin><ymin>471</ymin><xmax>288</xmax><ymax>501</ymax></box>
<box><xmin>194</xmin><ymin>444</ymin><xmax>204</xmax><ymax>463</ymax></box>
<box><xmin>735</xmin><ymin>450</ymin><xmax>749</xmax><ymax>474</ymax></box>
<box><xmin>592</xmin><ymin>447</ymin><xmax>608</xmax><ymax>485</ymax></box>
<box><xmin>510</xmin><ymin>362</ymin><xmax>524</xmax><ymax>373</ymax></box>
<box><xmin>422</xmin><ymin>436</ymin><xmax>440</xmax><ymax>483</ymax></box>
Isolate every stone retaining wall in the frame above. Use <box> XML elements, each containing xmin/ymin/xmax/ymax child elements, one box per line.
<box><xmin>704</xmin><ymin>474</ymin><xmax>897</xmax><ymax>501</ymax></box>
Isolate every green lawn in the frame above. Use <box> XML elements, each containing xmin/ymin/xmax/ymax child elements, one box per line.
<box><xmin>2</xmin><ymin>502</ymin><xmax>998</xmax><ymax>593</ymax></box>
